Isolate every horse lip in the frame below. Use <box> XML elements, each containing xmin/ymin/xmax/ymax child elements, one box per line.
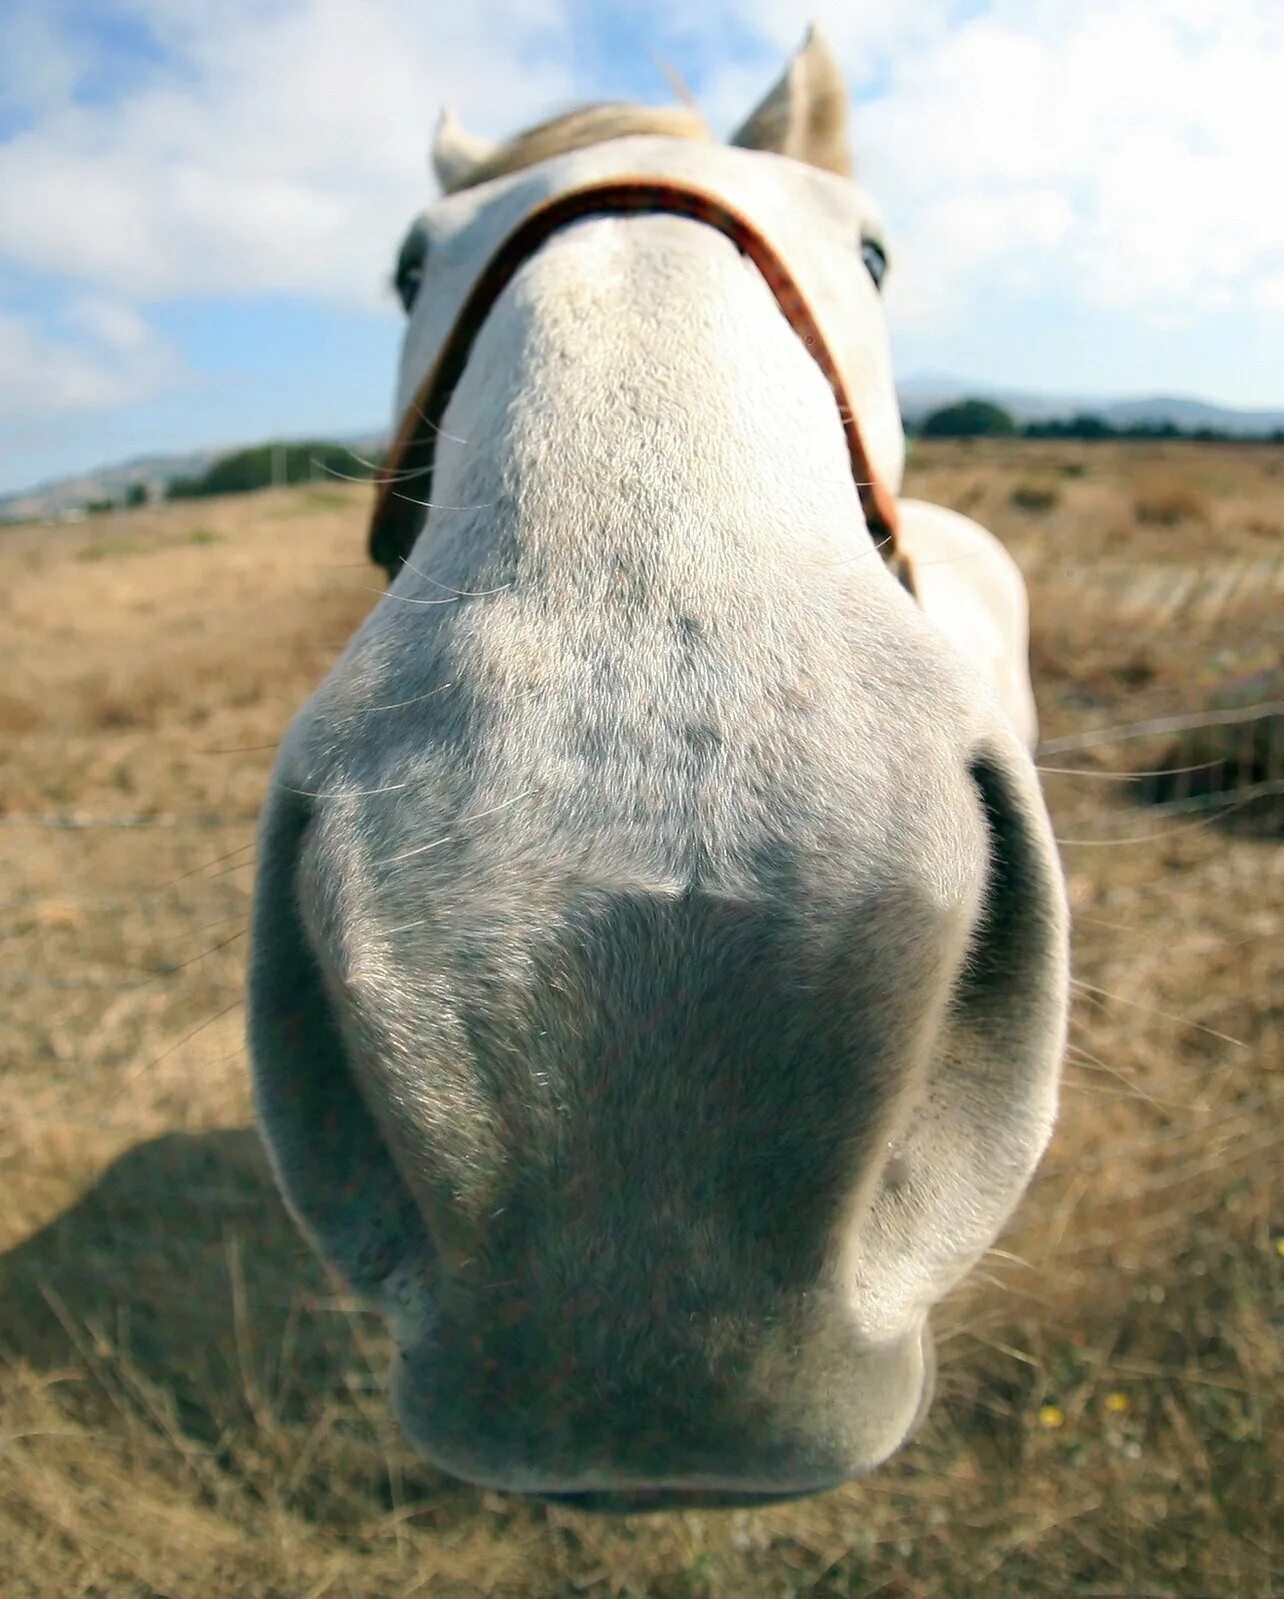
<box><xmin>534</xmin><ymin>1484</ymin><xmax>831</xmax><ymax>1513</ymax></box>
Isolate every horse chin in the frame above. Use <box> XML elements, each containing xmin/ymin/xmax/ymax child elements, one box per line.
<box><xmin>385</xmin><ymin>1313</ymin><xmax>937</xmax><ymax>1509</ymax></box>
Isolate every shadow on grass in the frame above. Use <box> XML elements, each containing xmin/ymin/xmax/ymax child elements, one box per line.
<box><xmin>0</xmin><ymin>1129</ymin><xmax>479</xmax><ymax>1528</ymax></box>
<box><xmin>0</xmin><ymin>1131</ymin><xmax>1276</xmax><ymax>1595</ymax></box>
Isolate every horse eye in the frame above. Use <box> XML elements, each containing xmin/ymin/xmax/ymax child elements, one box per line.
<box><xmin>861</xmin><ymin>239</ymin><xmax>888</xmax><ymax>291</ymax></box>
<box><xmin>394</xmin><ymin>230</ymin><xmax>427</xmax><ymax>314</ymax></box>
<box><xmin>396</xmin><ymin>265</ymin><xmax>422</xmax><ymax>313</ymax></box>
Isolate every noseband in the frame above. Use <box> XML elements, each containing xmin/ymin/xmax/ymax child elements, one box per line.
<box><xmin>369</xmin><ymin>179</ymin><xmax>915</xmax><ymax>596</ymax></box>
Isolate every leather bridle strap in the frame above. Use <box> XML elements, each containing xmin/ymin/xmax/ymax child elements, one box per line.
<box><xmin>369</xmin><ymin>178</ymin><xmax>915</xmax><ymax>596</ymax></box>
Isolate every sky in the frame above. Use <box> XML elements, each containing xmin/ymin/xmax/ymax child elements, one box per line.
<box><xmin>1</xmin><ymin>0</ymin><xmax>1282</xmax><ymax>495</ymax></box>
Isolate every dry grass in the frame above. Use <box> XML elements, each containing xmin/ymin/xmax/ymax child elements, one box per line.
<box><xmin>2</xmin><ymin>441</ymin><xmax>1280</xmax><ymax>1598</ymax></box>
<box><xmin>1132</xmin><ymin>477</ymin><xmax>1212</xmax><ymax>528</ymax></box>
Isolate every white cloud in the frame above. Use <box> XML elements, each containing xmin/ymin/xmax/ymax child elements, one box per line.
<box><xmin>6</xmin><ymin>1</ymin><xmax>1280</xmax><ymax>324</ymax></box>
<box><xmin>677</xmin><ymin>2</ymin><xmax>1284</xmax><ymax>335</ymax></box>
<box><xmin>0</xmin><ymin>0</ymin><xmax>582</xmax><ymax>434</ymax></box>
<box><xmin>0</xmin><ymin>0</ymin><xmax>578</xmax><ymax>304</ymax></box>
<box><xmin>0</xmin><ymin>3</ymin><xmax>87</xmax><ymax>119</ymax></box>
<box><xmin>837</xmin><ymin>0</ymin><xmax>1284</xmax><ymax>330</ymax></box>
<box><xmin>0</xmin><ymin>301</ymin><xmax>178</xmax><ymax>425</ymax></box>
<box><xmin>1</xmin><ymin>0</ymin><xmax>1281</xmax><ymax>441</ymax></box>
<box><xmin>687</xmin><ymin>0</ymin><xmax>965</xmax><ymax>78</ymax></box>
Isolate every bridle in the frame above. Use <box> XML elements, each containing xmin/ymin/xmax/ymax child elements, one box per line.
<box><xmin>368</xmin><ymin>178</ymin><xmax>916</xmax><ymax>597</ymax></box>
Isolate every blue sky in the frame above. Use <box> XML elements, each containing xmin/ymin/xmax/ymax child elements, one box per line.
<box><xmin>1</xmin><ymin>0</ymin><xmax>1282</xmax><ymax>495</ymax></box>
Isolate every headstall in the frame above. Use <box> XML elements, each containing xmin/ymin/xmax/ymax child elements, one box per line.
<box><xmin>369</xmin><ymin>178</ymin><xmax>915</xmax><ymax>598</ymax></box>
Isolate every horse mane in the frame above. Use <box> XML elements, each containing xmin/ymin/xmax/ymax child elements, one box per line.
<box><xmin>448</xmin><ymin>104</ymin><xmax>711</xmax><ymax>193</ymax></box>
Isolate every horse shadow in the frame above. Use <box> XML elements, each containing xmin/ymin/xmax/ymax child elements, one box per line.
<box><xmin>0</xmin><ymin>1127</ymin><xmax>473</xmax><ymax>1518</ymax></box>
<box><xmin>2</xmin><ymin>1127</ymin><xmax>1087</xmax><ymax>1528</ymax></box>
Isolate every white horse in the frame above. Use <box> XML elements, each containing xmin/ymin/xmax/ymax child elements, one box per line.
<box><xmin>248</xmin><ymin>27</ymin><xmax>1068</xmax><ymax>1511</ymax></box>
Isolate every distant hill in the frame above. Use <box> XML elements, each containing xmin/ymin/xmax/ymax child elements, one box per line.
<box><xmin>0</xmin><ymin>432</ymin><xmax>386</xmax><ymax>524</ymax></box>
<box><xmin>898</xmin><ymin>373</ymin><xmax>1284</xmax><ymax>437</ymax></box>
<box><xmin>0</xmin><ymin>447</ymin><xmax>224</xmax><ymax>524</ymax></box>
<box><xmin>4</xmin><ymin>379</ymin><xmax>1283</xmax><ymax>526</ymax></box>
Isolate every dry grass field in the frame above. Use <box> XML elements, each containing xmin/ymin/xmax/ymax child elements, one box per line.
<box><xmin>1</xmin><ymin>440</ymin><xmax>1280</xmax><ymax>1598</ymax></box>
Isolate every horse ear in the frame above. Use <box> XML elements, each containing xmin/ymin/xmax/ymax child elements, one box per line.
<box><xmin>432</xmin><ymin>108</ymin><xmax>499</xmax><ymax>193</ymax></box>
<box><xmin>729</xmin><ymin>24</ymin><xmax>852</xmax><ymax>178</ymax></box>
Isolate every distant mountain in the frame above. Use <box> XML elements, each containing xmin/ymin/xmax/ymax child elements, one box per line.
<box><xmin>4</xmin><ymin>379</ymin><xmax>1283</xmax><ymax>526</ymax></box>
<box><xmin>897</xmin><ymin>372</ymin><xmax>1284</xmax><ymax>436</ymax></box>
<box><xmin>0</xmin><ymin>431</ymin><xmax>386</xmax><ymax>524</ymax></box>
<box><xmin>0</xmin><ymin>447</ymin><xmax>222</xmax><ymax>524</ymax></box>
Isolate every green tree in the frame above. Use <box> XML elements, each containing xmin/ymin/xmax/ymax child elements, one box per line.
<box><xmin>1025</xmin><ymin>413</ymin><xmax>1116</xmax><ymax>440</ymax></box>
<box><xmin>164</xmin><ymin>440</ymin><xmax>380</xmax><ymax>501</ymax></box>
<box><xmin>919</xmin><ymin>398</ymin><xmax>1018</xmax><ymax>438</ymax></box>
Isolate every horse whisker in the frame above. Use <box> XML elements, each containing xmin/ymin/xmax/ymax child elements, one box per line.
<box><xmin>335</xmin><ymin>682</ymin><xmax>456</xmax><ymax>719</ymax></box>
<box><xmin>1070</xmin><ymin>977</ymin><xmax>1247</xmax><ymax>1050</ymax></box>
<box><xmin>281</xmin><ymin>778</ymin><xmax>417</xmax><ymax>800</ymax></box>
<box><xmin>391</xmin><ymin>489</ymin><xmax>497</xmax><ymax>512</ymax></box>
<box><xmin>1037</xmin><ymin>758</ymin><xmax>1227</xmax><ymax>779</ymax></box>
<box><xmin>1036</xmin><ymin>700</ymin><xmax>1284</xmax><ymax>757</ymax></box>
<box><xmin>396</xmin><ymin>551</ymin><xmax>512</xmax><ymax>596</ymax></box>
<box><xmin>374</xmin><ymin>788</ymin><xmax>537</xmax><ymax>867</ymax></box>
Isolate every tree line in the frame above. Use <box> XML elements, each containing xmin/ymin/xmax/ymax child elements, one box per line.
<box><xmin>913</xmin><ymin>397</ymin><xmax>1284</xmax><ymax>442</ymax></box>
<box><xmin>80</xmin><ymin>440</ymin><xmax>381</xmax><ymax>515</ymax></box>
<box><xmin>167</xmin><ymin>440</ymin><xmax>379</xmax><ymax>498</ymax></box>
<box><xmin>75</xmin><ymin>405</ymin><xmax>1281</xmax><ymax>518</ymax></box>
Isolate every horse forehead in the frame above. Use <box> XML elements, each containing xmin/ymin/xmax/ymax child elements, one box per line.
<box><xmin>427</xmin><ymin>134</ymin><xmax>864</xmax><ymax>247</ymax></box>
<box><xmin>396</xmin><ymin>135</ymin><xmax>870</xmax><ymax>415</ymax></box>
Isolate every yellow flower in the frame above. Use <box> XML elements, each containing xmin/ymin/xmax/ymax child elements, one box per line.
<box><xmin>1038</xmin><ymin>1404</ymin><xmax>1065</xmax><ymax>1429</ymax></box>
<box><xmin>1104</xmin><ymin>1391</ymin><xmax>1129</xmax><ymax>1414</ymax></box>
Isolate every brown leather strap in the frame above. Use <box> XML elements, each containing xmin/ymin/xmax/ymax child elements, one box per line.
<box><xmin>369</xmin><ymin>178</ymin><xmax>914</xmax><ymax>596</ymax></box>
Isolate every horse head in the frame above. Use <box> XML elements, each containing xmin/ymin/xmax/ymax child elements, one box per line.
<box><xmin>248</xmin><ymin>25</ymin><xmax>1068</xmax><ymax>1509</ymax></box>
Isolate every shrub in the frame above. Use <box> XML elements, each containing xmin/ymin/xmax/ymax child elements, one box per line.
<box><xmin>1133</xmin><ymin>483</ymin><xmax>1209</xmax><ymax>526</ymax></box>
<box><xmin>920</xmin><ymin>398</ymin><xmax>1017</xmax><ymax>438</ymax></box>
<box><xmin>1011</xmin><ymin>481</ymin><xmax>1060</xmax><ymax>512</ymax></box>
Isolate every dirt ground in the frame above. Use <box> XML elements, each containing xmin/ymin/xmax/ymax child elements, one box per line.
<box><xmin>1</xmin><ymin>441</ymin><xmax>1280</xmax><ymax>1597</ymax></box>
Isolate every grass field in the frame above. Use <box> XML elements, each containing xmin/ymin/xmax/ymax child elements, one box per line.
<box><xmin>1</xmin><ymin>440</ymin><xmax>1280</xmax><ymax>1597</ymax></box>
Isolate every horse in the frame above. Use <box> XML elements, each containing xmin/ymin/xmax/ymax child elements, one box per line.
<box><xmin>247</xmin><ymin>26</ymin><xmax>1069</xmax><ymax>1512</ymax></box>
